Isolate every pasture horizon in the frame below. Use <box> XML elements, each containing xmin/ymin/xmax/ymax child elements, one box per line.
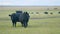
<box><xmin>0</xmin><ymin>6</ymin><xmax>60</xmax><ymax>11</ymax></box>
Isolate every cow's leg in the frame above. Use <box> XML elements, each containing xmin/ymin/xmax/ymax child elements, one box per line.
<box><xmin>23</xmin><ymin>22</ymin><xmax>27</xmax><ymax>28</ymax></box>
<box><xmin>14</xmin><ymin>22</ymin><xmax>16</xmax><ymax>27</ymax></box>
<box><xmin>21</xmin><ymin>21</ymin><xmax>24</xmax><ymax>27</ymax></box>
<box><xmin>12</xmin><ymin>21</ymin><xmax>16</xmax><ymax>27</ymax></box>
<box><xmin>12</xmin><ymin>21</ymin><xmax>15</xmax><ymax>27</ymax></box>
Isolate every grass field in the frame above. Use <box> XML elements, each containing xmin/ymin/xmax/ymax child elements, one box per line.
<box><xmin>0</xmin><ymin>10</ymin><xmax>60</xmax><ymax>34</ymax></box>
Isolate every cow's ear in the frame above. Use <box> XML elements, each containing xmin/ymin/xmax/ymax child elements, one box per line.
<box><xmin>9</xmin><ymin>14</ymin><xmax>11</xmax><ymax>16</ymax></box>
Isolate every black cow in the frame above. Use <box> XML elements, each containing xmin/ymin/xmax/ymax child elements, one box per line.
<box><xmin>9</xmin><ymin>11</ymin><xmax>30</xmax><ymax>28</ymax></box>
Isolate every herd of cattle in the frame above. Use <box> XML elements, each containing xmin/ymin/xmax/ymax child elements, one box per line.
<box><xmin>9</xmin><ymin>11</ymin><xmax>30</xmax><ymax>28</ymax></box>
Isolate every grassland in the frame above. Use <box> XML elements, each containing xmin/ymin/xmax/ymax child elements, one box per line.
<box><xmin>0</xmin><ymin>9</ymin><xmax>60</xmax><ymax>34</ymax></box>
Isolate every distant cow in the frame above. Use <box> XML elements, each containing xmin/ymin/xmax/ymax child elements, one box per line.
<box><xmin>9</xmin><ymin>11</ymin><xmax>30</xmax><ymax>28</ymax></box>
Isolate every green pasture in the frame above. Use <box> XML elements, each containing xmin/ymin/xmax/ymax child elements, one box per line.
<box><xmin>0</xmin><ymin>10</ymin><xmax>60</xmax><ymax>34</ymax></box>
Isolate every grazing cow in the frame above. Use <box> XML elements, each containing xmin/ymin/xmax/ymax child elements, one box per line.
<box><xmin>9</xmin><ymin>11</ymin><xmax>30</xmax><ymax>28</ymax></box>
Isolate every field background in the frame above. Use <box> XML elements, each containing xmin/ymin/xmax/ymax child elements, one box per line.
<box><xmin>0</xmin><ymin>6</ymin><xmax>60</xmax><ymax>34</ymax></box>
